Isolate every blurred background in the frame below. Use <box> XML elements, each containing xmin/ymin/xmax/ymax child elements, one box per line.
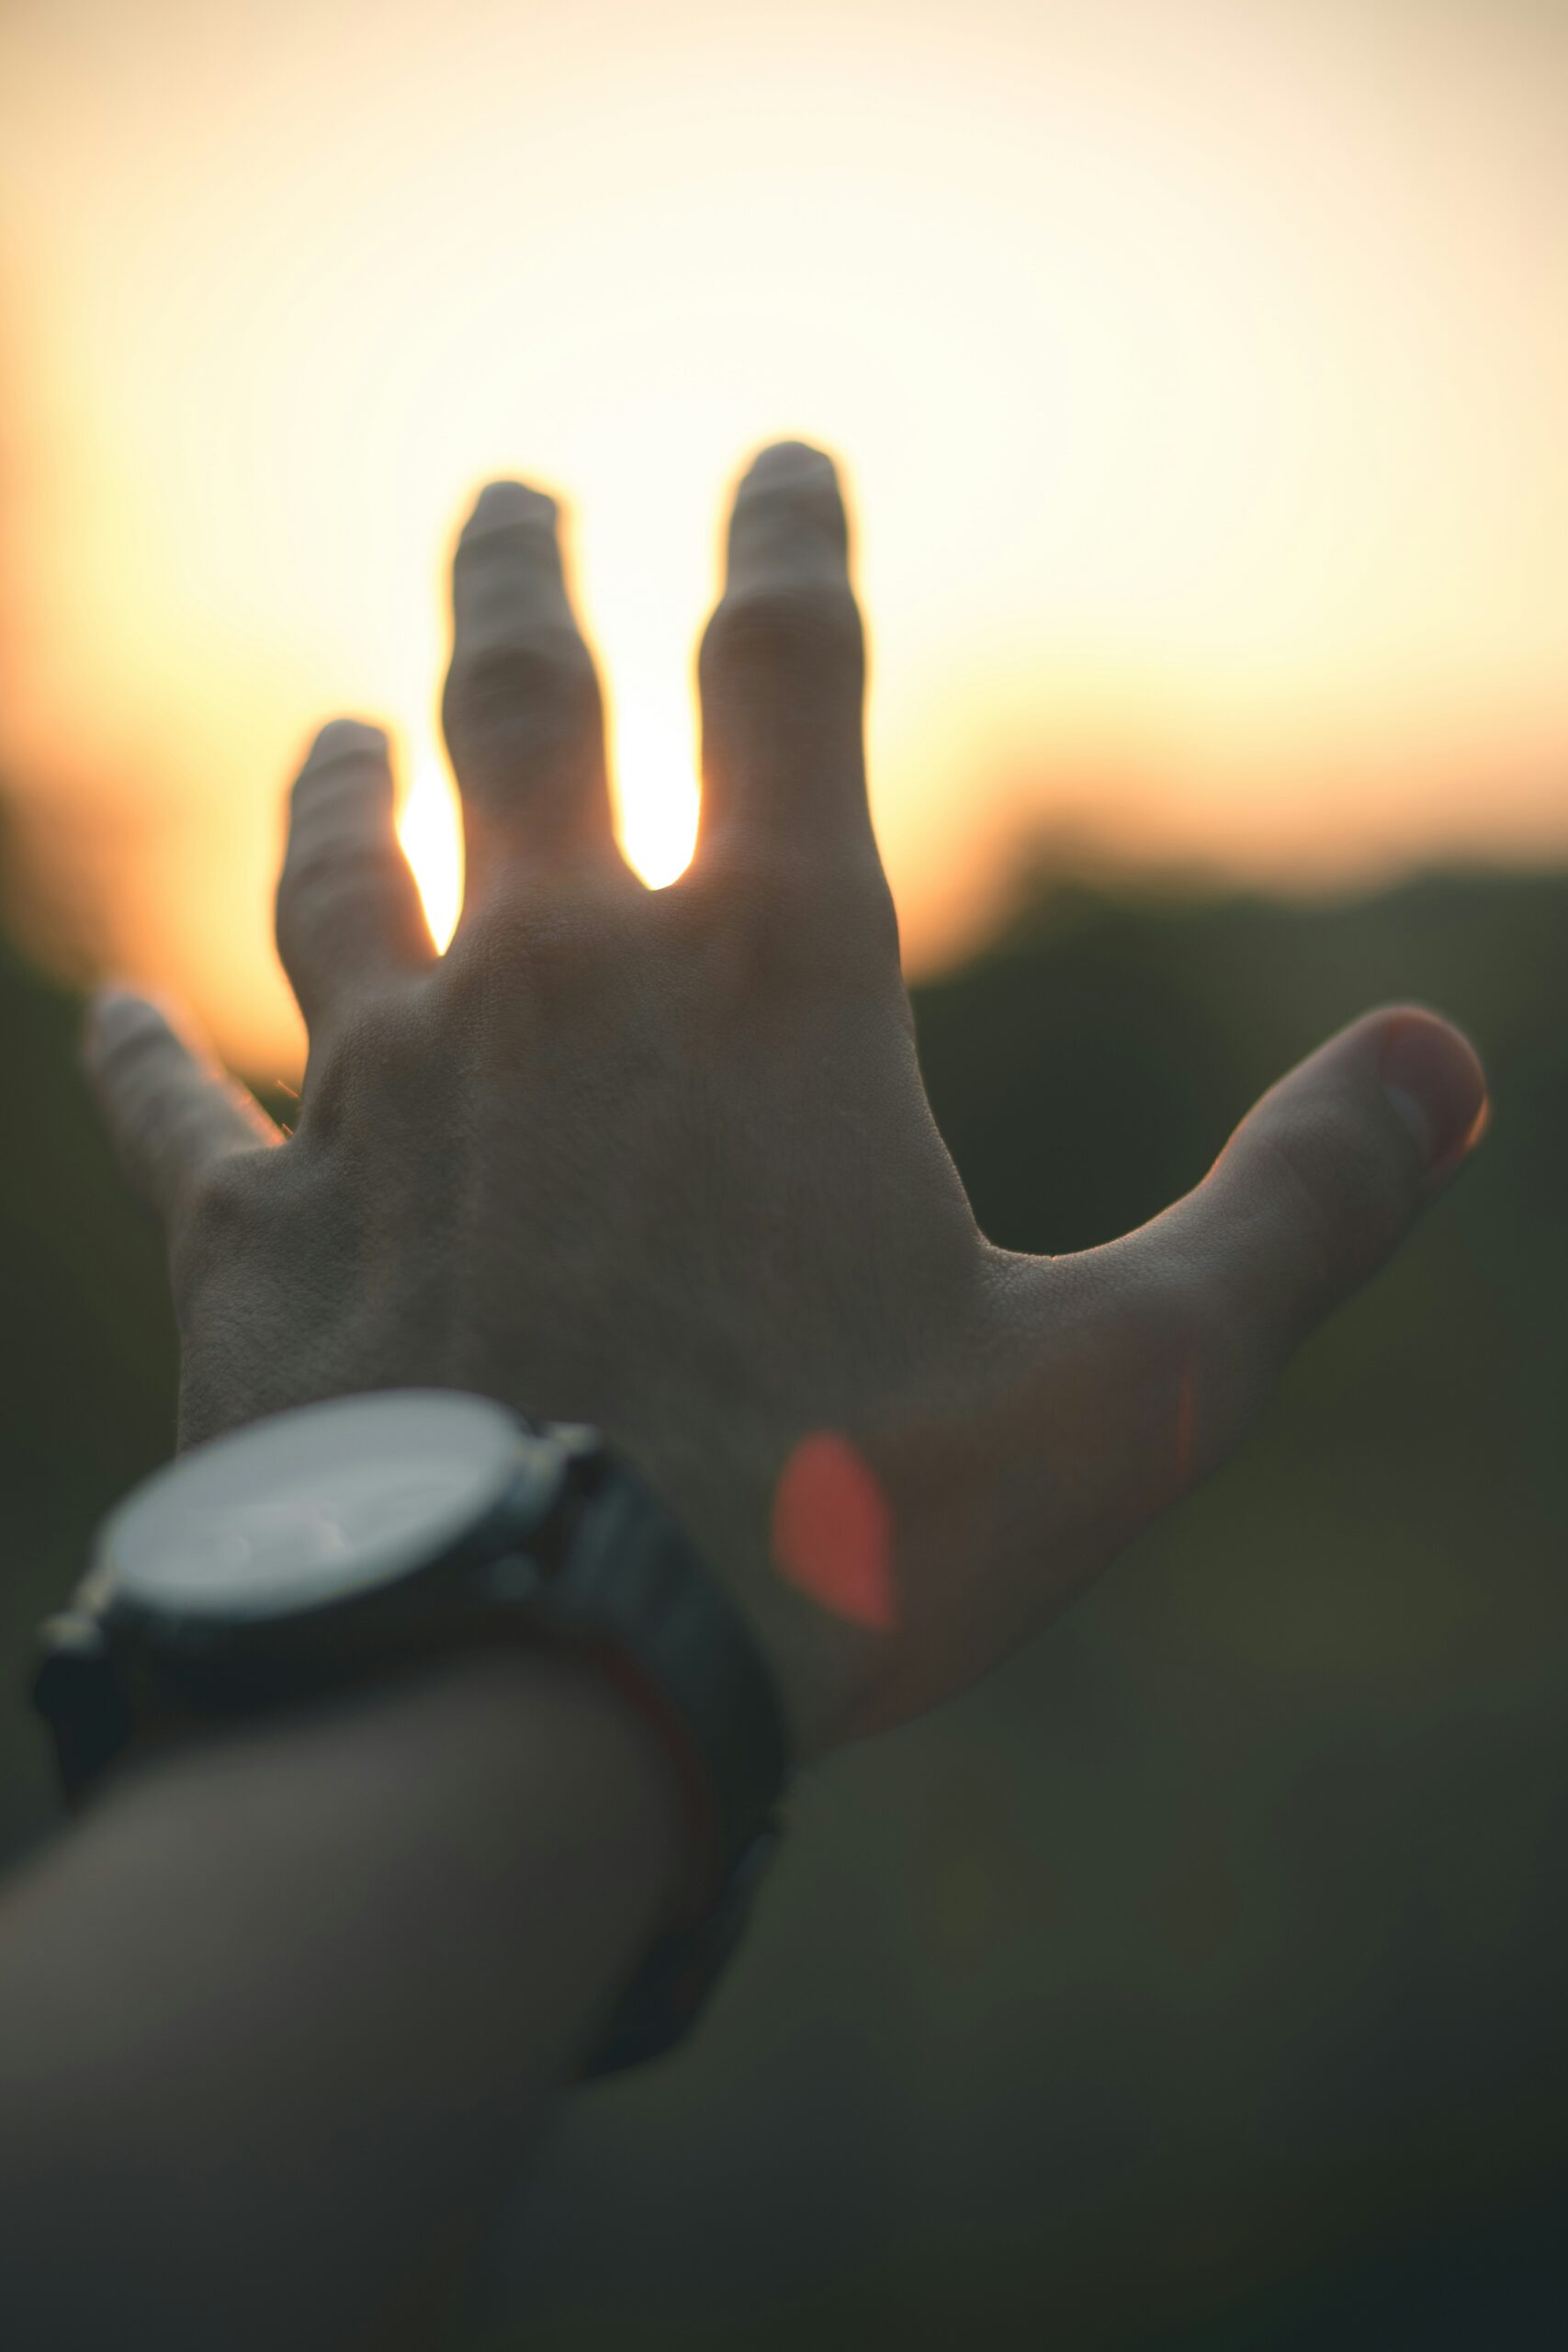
<box><xmin>1</xmin><ymin>0</ymin><xmax>1566</xmax><ymax>2343</ymax></box>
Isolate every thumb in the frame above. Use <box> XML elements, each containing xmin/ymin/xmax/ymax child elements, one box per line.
<box><xmin>1130</xmin><ymin>1004</ymin><xmax>1488</xmax><ymax>1389</ymax></box>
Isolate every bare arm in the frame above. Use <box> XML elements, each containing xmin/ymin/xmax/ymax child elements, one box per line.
<box><xmin>0</xmin><ymin>1645</ymin><xmax>688</xmax><ymax>2352</ymax></box>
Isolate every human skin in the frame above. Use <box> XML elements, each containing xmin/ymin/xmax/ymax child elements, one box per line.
<box><xmin>82</xmin><ymin>436</ymin><xmax>1488</xmax><ymax>1770</ymax></box>
<box><xmin>0</xmin><ymin>1645</ymin><xmax>688</xmax><ymax>2351</ymax></box>
<box><xmin>0</xmin><ymin>438</ymin><xmax>1491</xmax><ymax>2350</ymax></box>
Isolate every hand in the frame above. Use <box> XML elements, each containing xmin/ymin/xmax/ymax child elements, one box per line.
<box><xmin>85</xmin><ymin>441</ymin><xmax>1488</xmax><ymax>1764</ymax></box>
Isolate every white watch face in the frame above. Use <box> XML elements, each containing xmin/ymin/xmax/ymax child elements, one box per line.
<box><xmin>98</xmin><ymin>1392</ymin><xmax>547</xmax><ymax>1620</ymax></box>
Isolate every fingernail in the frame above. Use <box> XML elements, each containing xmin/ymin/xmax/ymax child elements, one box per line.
<box><xmin>745</xmin><ymin>440</ymin><xmax>836</xmax><ymax>487</ymax></box>
<box><xmin>467</xmin><ymin>480</ymin><xmax>555</xmax><ymax>530</ymax></box>
<box><xmin>307</xmin><ymin>717</ymin><xmax>387</xmax><ymax>765</ymax></box>
<box><xmin>1380</xmin><ymin>1012</ymin><xmax>1489</xmax><ymax>1178</ymax></box>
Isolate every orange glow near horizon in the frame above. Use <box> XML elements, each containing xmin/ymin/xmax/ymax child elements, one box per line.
<box><xmin>0</xmin><ymin>0</ymin><xmax>1565</xmax><ymax>1073</ymax></box>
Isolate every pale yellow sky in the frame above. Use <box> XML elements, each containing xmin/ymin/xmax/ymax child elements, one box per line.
<box><xmin>1</xmin><ymin>0</ymin><xmax>1565</xmax><ymax>1073</ymax></box>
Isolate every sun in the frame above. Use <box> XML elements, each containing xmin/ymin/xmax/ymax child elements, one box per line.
<box><xmin>396</xmin><ymin>752</ymin><xmax>465</xmax><ymax>953</ymax></box>
<box><xmin>394</xmin><ymin>704</ymin><xmax>699</xmax><ymax>951</ymax></box>
<box><xmin>613</xmin><ymin>696</ymin><xmax>700</xmax><ymax>889</ymax></box>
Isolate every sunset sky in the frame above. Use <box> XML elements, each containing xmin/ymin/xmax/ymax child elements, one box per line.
<box><xmin>1</xmin><ymin>0</ymin><xmax>1564</xmax><ymax>1074</ymax></box>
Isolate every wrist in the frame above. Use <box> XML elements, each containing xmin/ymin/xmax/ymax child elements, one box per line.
<box><xmin>104</xmin><ymin>1640</ymin><xmax>698</xmax><ymax>1966</ymax></box>
<box><xmin>0</xmin><ymin>1638</ymin><xmax>700</xmax><ymax>2348</ymax></box>
<box><xmin>35</xmin><ymin>1393</ymin><xmax>795</xmax><ymax>2097</ymax></box>
<box><xmin>380</xmin><ymin>1644</ymin><xmax>702</xmax><ymax>1945</ymax></box>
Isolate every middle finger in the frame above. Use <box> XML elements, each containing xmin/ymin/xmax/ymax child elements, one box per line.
<box><xmin>442</xmin><ymin>479</ymin><xmax>624</xmax><ymax>912</ymax></box>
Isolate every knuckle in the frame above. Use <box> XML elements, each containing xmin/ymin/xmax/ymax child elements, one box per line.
<box><xmin>276</xmin><ymin>831</ymin><xmax>409</xmax><ymax>949</ymax></box>
<box><xmin>445</xmin><ymin>628</ymin><xmax>600</xmax><ymax>760</ymax></box>
<box><xmin>169</xmin><ymin>1145</ymin><xmax>268</xmax><ymax>1293</ymax></box>
<box><xmin>701</xmin><ymin>581</ymin><xmax>863</xmax><ymax>678</ymax></box>
<box><xmin>185</xmin><ymin>1144</ymin><xmax>260</xmax><ymax>1232</ymax></box>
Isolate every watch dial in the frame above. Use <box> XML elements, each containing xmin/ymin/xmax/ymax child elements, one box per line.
<box><xmin>100</xmin><ymin>1392</ymin><xmax>547</xmax><ymax>1619</ymax></box>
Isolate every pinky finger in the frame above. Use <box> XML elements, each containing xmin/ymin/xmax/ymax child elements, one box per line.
<box><xmin>83</xmin><ymin>987</ymin><xmax>283</xmax><ymax>1223</ymax></box>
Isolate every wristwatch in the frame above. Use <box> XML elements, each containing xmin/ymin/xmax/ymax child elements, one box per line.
<box><xmin>29</xmin><ymin>1389</ymin><xmax>796</xmax><ymax>2084</ymax></box>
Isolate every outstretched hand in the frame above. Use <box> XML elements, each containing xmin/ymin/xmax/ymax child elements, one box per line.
<box><xmin>85</xmin><ymin>442</ymin><xmax>1488</xmax><ymax>1764</ymax></box>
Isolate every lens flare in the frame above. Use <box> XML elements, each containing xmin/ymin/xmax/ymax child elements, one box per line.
<box><xmin>772</xmin><ymin>1432</ymin><xmax>897</xmax><ymax>1634</ymax></box>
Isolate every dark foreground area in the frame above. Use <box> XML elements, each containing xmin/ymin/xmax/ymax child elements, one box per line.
<box><xmin>1</xmin><ymin>859</ymin><xmax>1565</xmax><ymax>2346</ymax></box>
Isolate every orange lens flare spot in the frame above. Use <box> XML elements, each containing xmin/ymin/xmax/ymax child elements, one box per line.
<box><xmin>771</xmin><ymin>1432</ymin><xmax>897</xmax><ymax>1634</ymax></box>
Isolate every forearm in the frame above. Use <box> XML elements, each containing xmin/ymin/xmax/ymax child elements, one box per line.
<box><xmin>0</xmin><ymin>1646</ymin><xmax>689</xmax><ymax>2351</ymax></box>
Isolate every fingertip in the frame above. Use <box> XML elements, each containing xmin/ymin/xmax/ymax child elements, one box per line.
<box><xmin>1376</xmin><ymin>1006</ymin><xmax>1489</xmax><ymax>1182</ymax></box>
<box><xmin>87</xmin><ymin>978</ymin><xmax>143</xmax><ymax>1021</ymax></box>
<box><xmin>722</xmin><ymin>440</ymin><xmax>854</xmax><ymax>591</ymax></box>
<box><xmin>462</xmin><ymin>479</ymin><xmax>559</xmax><ymax>537</ymax></box>
<box><xmin>299</xmin><ymin>718</ymin><xmax>390</xmax><ymax>775</ymax></box>
<box><xmin>83</xmin><ymin>981</ymin><xmax>157</xmax><ymax>1059</ymax></box>
<box><xmin>744</xmin><ymin>438</ymin><xmax>840</xmax><ymax>484</ymax></box>
<box><xmin>735</xmin><ymin>443</ymin><xmax>847</xmax><ymax>530</ymax></box>
<box><xmin>85</xmin><ymin>983</ymin><xmax>220</xmax><ymax>1084</ymax></box>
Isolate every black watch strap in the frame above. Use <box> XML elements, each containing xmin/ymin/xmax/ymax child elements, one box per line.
<box><xmin>522</xmin><ymin>1437</ymin><xmax>796</xmax><ymax>2080</ymax></box>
